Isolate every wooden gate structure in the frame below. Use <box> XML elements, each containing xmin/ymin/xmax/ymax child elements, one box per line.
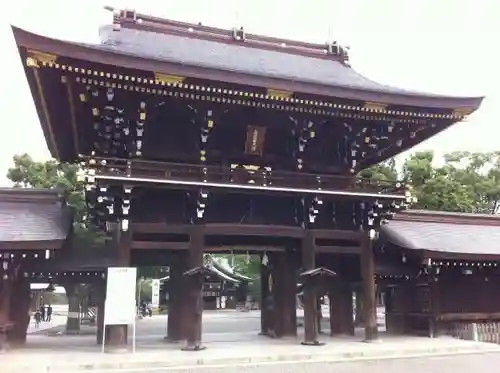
<box><xmin>11</xmin><ymin>7</ymin><xmax>483</xmax><ymax>351</ymax></box>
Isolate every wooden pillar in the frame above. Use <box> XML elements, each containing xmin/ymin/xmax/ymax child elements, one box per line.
<box><xmin>259</xmin><ymin>257</ymin><xmax>271</xmax><ymax>336</ymax></box>
<box><xmin>360</xmin><ymin>234</ymin><xmax>378</xmax><ymax>342</ymax></box>
<box><xmin>282</xmin><ymin>251</ymin><xmax>297</xmax><ymax>336</ymax></box>
<box><xmin>166</xmin><ymin>251</ymin><xmax>188</xmax><ymax>342</ymax></box>
<box><xmin>271</xmin><ymin>252</ymin><xmax>296</xmax><ymax>337</ymax></box>
<box><xmin>8</xmin><ymin>276</ymin><xmax>31</xmax><ymax>346</ymax></box>
<box><xmin>107</xmin><ymin>227</ymin><xmax>131</xmax><ymax>349</ymax></box>
<box><xmin>182</xmin><ymin>224</ymin><xmax>205</xmax><ymax>351</ymax></box>
<box><xmin>0</xmin><ymin>261</ymin><xmax>15</xmax><ymax>352</ymax></box>
<box><xmin>301</xmin><ymin>230</ymin><xmax>321</xmax><ymax>345</ymax></box>
<box><xmin>328</xmin><ymin>281</ymin><xmax>354</xmax><ymax>336</ymax></box>
<box><xmin>64</xmin><ymin>283</ymin><xmax>81</xmax><ymax>334</ymax></box>
<box><xmin>271</xmin><ymin>255</ymin><xmax>284</xmax><ymax>337</ymax></box>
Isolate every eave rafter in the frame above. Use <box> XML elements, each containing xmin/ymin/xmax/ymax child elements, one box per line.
<box><xmin>24</xmin><ymin>58</ymin><xmax>471</xmax><ymax>122</ymax></box>
<box><xmin>60</xmin><ymin>75</ymin><xmax>79</xmax><ymax>154</ymax></box>
<box><xmin>26</xmin><ymin>50</ymin><xmax>60</xmax><ymax>160</ymax></box>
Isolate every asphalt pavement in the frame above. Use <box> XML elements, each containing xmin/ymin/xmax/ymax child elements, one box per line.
<box><xmin>88</xmin><ymin>352</ymin><xmax>500</xmax><ymax>373</ymax></box>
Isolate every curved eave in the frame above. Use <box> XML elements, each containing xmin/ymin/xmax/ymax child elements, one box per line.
<box><xmin>209</xmin><ymin>256</ymin><xmax>253</xmax><ymax>281</ymax></box>
<box><xmin>207</xmin><ymin>264</ymin><xmax>240</xmax><ymax>283</ymax></box>
<box><xmin>12</xmin><ymin>40</ymin><xmax>60</xmax><ymax>159</ymax></box>
<box><xmin>380</xmin><ymin>221</ymin><xmax>500</xmax><ymax>261</ymax></box>
<box><xmin>11</xmin><ymin>26</ymin><xmax>484</xmax><ymax>111</ymax></box>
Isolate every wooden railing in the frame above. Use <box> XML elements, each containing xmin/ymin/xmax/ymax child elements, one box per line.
<box><xmin>83</xmin><ymin>156</ymin><xmax>407</xmax><ymax>197</ymax></box>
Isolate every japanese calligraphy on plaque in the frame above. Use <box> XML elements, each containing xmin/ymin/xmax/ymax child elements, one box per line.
<box><xmin>245</xmin><ymin>125</ymin><xmax>266</xmax><ymax>155</ymax></box>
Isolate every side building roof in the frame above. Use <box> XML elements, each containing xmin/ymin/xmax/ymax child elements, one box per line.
<box><xmin>0</xmin><ymin>188</ymin><xmax>72</xmax><ymax>250</ymax></box>
<box><xmin>380</xmin><ymin>209</ymin><xmax>500</xmax><ymax>260</ymax></box>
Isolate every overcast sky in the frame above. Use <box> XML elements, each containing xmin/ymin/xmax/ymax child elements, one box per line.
<box><xmin>1</xmin><ymin>0</ymin><xmax>498</xmax><ymax>184</ymax></box>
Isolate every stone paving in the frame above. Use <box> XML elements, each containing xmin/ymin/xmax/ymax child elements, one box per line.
<box><xmin>4</xmin><ymin>310</ymin><xmax>500</xmax><ymax>373</ymax></box>
<box><xmin>109</xmin><ymin>353</ymin><xmax>500</xmax><ymax>373</ymax></box>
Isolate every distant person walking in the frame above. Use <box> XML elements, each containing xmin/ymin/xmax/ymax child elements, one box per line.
<box><xmin>34</xmin><ymin>310</ymin><xmax>41</xmax><ymax>328</ymax></box>
<box><xmin>46</xmin><ymin>305</ymin><xmax>53</xmax><ymax>322</ymax></box>
<box><xmin>40</xmin><ymin>305</ymin><xmax>46</xmax><ymax>322</ymax></box>
<box><xmin>147</xmin><ymin>301</ymin><xmax>153</xmax><ymax>317</ymax></box>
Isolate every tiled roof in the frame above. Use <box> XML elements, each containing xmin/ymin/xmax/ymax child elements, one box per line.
<box><xmin>381</xmin><ymin>210</ymin><xmax>500</xmax><ymax>256</ymax></box>
<box><xmin>11</xmin><ymin>24</ymin><xmax>482</xmax><ymax>109</ymax></box>
<box><xmin>99</xmin><ymin>26</ymin><xmax>423</xmax><ymax>97</ymax></box>
<box><xmin>0</xmin><ymin>188</ymin><xmax>71</xmax><ymax>243</ymax></box>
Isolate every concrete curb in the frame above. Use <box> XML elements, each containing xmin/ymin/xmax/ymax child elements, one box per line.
<box><xmin>5</xmin><ymin>343</ymin><xmax>500</xmax><ymax>372</ymax></box>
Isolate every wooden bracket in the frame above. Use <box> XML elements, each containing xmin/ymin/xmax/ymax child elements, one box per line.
<box><xmin>183</xmin><ymin>266</ymin><xmax>211</xmax><ymax>277</ymax></box>
<box><xmin>300</xmin><ymin>267</ymin><xmax>337</xmax><ymax>278</ymax></box>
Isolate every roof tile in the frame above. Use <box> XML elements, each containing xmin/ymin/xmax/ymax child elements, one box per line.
<box><xmin>381</xmin><ymin>219</ymin><xmax>500</xmax><ymax>256</ymax></box>
<box><xmin>0</xmin><ymin>199</ymin><xmax>70</xmax><ymax>243</ymax></box>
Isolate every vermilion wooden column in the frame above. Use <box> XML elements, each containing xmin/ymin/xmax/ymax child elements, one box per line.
<box><xmin>107</xmin><ymin>227</ymin><xmax>132</xmax><ymax>350</ymax></box>
<box><xmin>301</xmin><ymin>230</ymin><xmax>320</xmax><ymax>345</ymax></box>
<box><xmin>360</xmin><ymin>234</ymin><xmax>378</xmax><ymax>342</ymax></box>
<box><xmin>182</xmin><ymin>224</ymin><xmax>205</xmax><ymax>351</ymax></box>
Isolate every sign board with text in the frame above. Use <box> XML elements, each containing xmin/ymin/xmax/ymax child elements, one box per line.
<box><xmin>151</xmin><ymin>279</ymin><xmax>160</xmax><ymax>309</ymax></box>
<box><xmin>104</xmin><ymin>267</ymin><xmax>137</xmax><ymax>325</ymax></box>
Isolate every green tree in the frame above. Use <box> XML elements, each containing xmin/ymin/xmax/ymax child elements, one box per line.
<box><xmin>401</xmin><ymin>151</ymin><xmax>500</xmax><ymax>213</ymax></box>
<box><xmin>6</xmin><ymin>153</ymin><xmax>99</xmax><ymax>243</ymax></box>
<box><xmin>359</xmin><ymin>158</ymin><xmax>398</xmax><ymax>181</ymax></box>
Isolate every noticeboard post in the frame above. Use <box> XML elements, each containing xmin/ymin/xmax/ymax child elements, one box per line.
<box><xmin>102</xmin><ymin>267</ymin><xmax>137</xmax><ymax>353</ymax></box>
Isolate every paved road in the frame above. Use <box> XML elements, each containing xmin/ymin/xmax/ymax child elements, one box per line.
<box><xmin>90</xmin><ymin>352</ymin><xmax>500</xmax><ymax>373</ymax></box>
<box><xmin>137</xmin><ymin>312</ymin><xmax>262</xmax><ymax>336</ymax></box>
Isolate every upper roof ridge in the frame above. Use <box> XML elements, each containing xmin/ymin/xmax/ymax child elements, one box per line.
<box><xmin>104</xmin><ymin>6</ymin><xmax>351</xmax><ymax>65</ymax></box>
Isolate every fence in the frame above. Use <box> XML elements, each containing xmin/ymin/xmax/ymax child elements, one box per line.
<box><xmin>449</xmin><ymin>321</ymin><xmax>500</xmax><ymax>344</ymax></box>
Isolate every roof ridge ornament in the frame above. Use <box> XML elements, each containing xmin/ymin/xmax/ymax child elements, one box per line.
<box><xmin>232</xmin><ymin>26</ymin><xmax>246</xmax><ymax>41</ymax></box>
<box><xmin>325</xmin><ymin>41</ymin><xmax>350</xmax><ymax>65</ymax></box>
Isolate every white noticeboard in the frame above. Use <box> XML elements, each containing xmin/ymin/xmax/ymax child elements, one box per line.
<box><xmin>102</xmin><ymin>267</ymin><xmax>137</xmax><ymax>353</ymax></box>
<box><xmin>151</xmin><ymin>279</ymin><xmax>161</xmax><ymax>309</ymax></box>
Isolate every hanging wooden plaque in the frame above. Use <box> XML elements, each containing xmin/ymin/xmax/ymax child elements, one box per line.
<box><xmin>244</xmin><ymin>125</ymin><xmax>266</xmax><ymax>155</ymax></box>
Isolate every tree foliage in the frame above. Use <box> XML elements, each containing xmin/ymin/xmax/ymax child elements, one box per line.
<box><xmin>358</xmin><ymin>158</ymin><xmax>398</xmax><ymax>182</ymax></box>
<box><xmin>6</xmin><ymin>153</ymin><xmax>101</xmax><ymax>244</ymax></box>
<box><xmin>402</xmin><ymin>151</ymin><xmax>500</xmax><ymax>213</ymax></box>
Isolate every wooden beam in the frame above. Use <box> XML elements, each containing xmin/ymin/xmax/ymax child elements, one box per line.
<box><xmin>131</xmin><ymin>223</ymin><xmax>364</xmax><ymax>241</ymax></box>
<box><xmin>131</xmin><ymin>223</ymin><xmax>190</xmax><ymax>234</ymax></box>
<box><xmin>207</xmin><ymin>246</ymin><xmax>285</xmax><ymax>252</ymax></box>
<box><xmin>315</xmin><ymin>245</ymin><xmax>361</xmax><ymax>254</ymax></box>
<box><xmin>130</xmin><ymin>241</ymin><xmax>189</xmax><ymax>250</ymax></box>
<box><xmin>312</xmin><ymin>229</ymin><xmax>363</xmax><ymax>241</ymax></box>
<box><xmin>205</xmin><ymin>224</ymin><xmax>304</xmax><ymax>237</ymax></box>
